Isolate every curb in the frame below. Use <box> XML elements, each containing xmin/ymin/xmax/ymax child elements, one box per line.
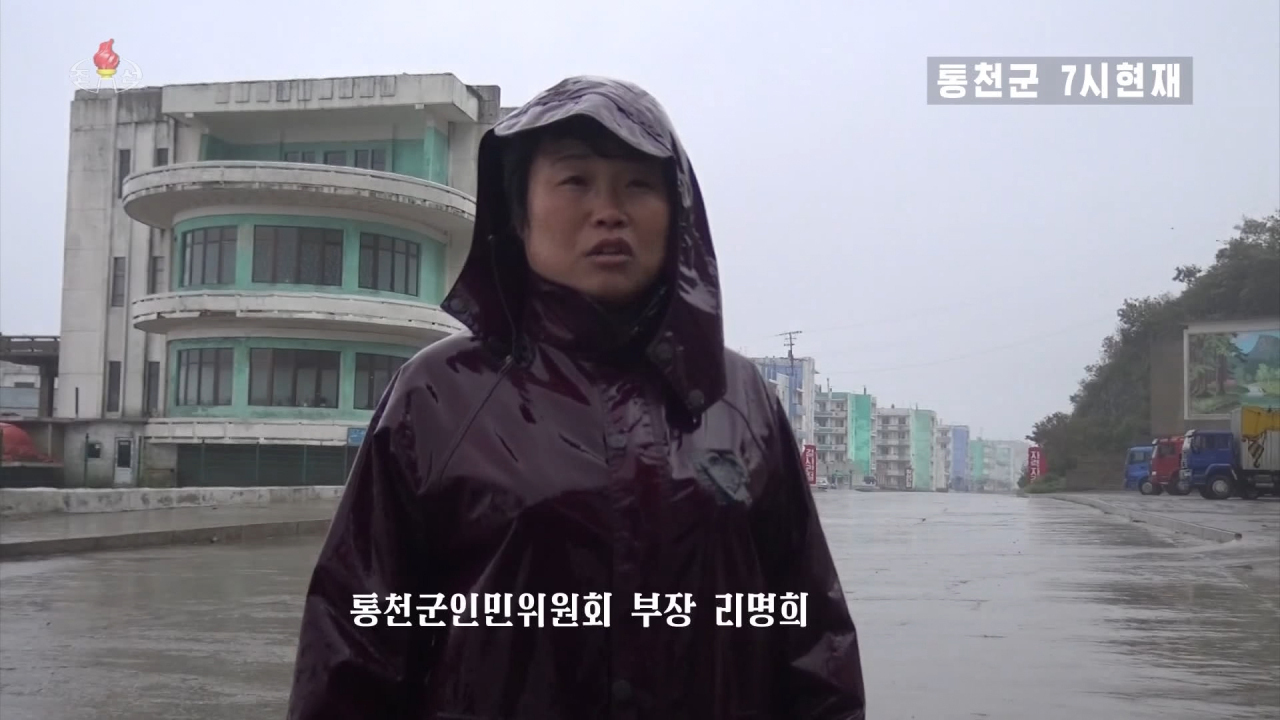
<box><xmin>1047</xmin><ymin>495</ymin><xmax>1243</xmax><ymax>543</ymax></box>
<box><xmin>0</xmin><ymin>518</ymin><xmax>333</xmax><ymax>561</ymax></box>
<box><xmin>0</xmin><ymin>486</ymin><xmax>345</xmax><ymax>517</ymax></box>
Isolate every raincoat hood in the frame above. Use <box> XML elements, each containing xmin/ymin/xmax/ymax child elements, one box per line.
<box><xmin>441</xmin><ymin>76</ymin><xmax>725</xmax><ymax>416</ymax></box>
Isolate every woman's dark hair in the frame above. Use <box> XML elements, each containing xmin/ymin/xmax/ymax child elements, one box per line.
<box><xmin>501</xmin><ymin>116</ymin><xmax>666</xmax><ymax>234</ymax></box>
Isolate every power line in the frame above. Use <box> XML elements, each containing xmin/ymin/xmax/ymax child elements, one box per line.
<box><xmin>821</xmin><ymin>314</ymin><xmax>1114</xmax><ymax>377</ymax></box>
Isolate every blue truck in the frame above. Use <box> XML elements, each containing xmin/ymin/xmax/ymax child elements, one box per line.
<box><xmin>1178</xmin><ymin>407</ymin><xmax>1280</xmax><ymax>500</ymax></box>
<box><xmin>1123</xmin><ymin>445</ymin><xmax>1153</xmax><ymax>492</ymax></box>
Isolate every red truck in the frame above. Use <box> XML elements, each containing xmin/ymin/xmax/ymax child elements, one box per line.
<box><xmin>1140</xmin><ymin>435</ymin><xmax>1189</xmax><ymax>495</ymax></box>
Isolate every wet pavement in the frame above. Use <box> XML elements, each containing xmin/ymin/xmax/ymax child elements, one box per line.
<box><xmin>1074</xmin><ymin>491</ymin><xmax>1280</xmax><ymax>539</ymax></box>
<box><xmin>1</xmin><ymin>491</ymin><xmax>1277</xmax><ymax>719</ymax></box>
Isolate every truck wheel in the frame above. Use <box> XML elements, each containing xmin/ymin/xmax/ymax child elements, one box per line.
<box><xmin>1198</xmin><ymin>487</ymin><xmax>1213</xmax><ymax>499</ymax></box>
<box><xmin>1172</xmin><ymin>477</ymin><xmax>1192</xmax><ymax>496</ymax></box>
<box><xmin>1239</xmin><ymin>485</ymin><xmax>1261</xmax><ymax>501</ymax></box>
<box><xmin>1205</xmin><ymin>473</ymin><xmax>1234</xmax><ymax>500</ymax></box>
<box><xmin>1140</xmin><ymin>479</ymin><xmax>1161</xmax><ymax>495</ymax></box>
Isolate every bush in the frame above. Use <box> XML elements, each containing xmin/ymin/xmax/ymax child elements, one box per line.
<box><xmin>1025</xmin><ymin>474</ymin><xmax>1065</xmax><ymax>494</ymax></box>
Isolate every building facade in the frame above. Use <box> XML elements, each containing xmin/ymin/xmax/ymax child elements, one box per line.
<box><xmin>56</xmin><ymin>73</ymin><xmax>500</xmax><ymax>487</ymax></box>
<box><xmin>909</xmin><ymin>408</ymin><xmax>938</xmax><ymax>491</ymax></box>
<box><xmin>848</xmin><ymin>391</ymin><xmax>877</xmax><ymax>480</ymax></box>
<box><xmin>751</xmin><ymin>356</ymin><xmax>817</xmax><ymax>446</ymax></box>
<box><xmin>874</xmin><ymin>407</ymin><xmax>910</xmax><ymax>489</ymax></box>
<box><xmin>814</xmin><ymin>388</ymin><xmax>876</xmax><ymax>486</ymax></box>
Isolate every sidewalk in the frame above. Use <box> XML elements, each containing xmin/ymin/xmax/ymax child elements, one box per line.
<box><xmin>0</xmin><ymin>499</ymin><xmax>340</xmax><ymax>560</ymax></box>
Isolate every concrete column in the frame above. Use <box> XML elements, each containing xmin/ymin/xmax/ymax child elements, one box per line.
<box><xmin>39</xmin><ymin>364</ymin><xmax>56</xmax><ymax>417</ymax></box>
<box><xmin>447</xmin><ymin>122</ymin><xmax>482</xmax><ymax>198</ymax></box>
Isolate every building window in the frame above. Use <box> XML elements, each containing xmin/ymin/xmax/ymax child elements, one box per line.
<box><xmin>147</xmin><ymin>229</ymin><xmax>166</xmax><ymax>294</ymax></box>
<box><xmin>248</xmin><ymin>349</ymin><xmax>339</xmax><ymax>408</ymax></box>
<box><xmin>154</xmin><ymin>147</ymin><xmax>169</xmax><ymax>167</ymax></box>
<box><xmin>117</xmin><ymin>149</ymin><xmax>131</xmax><ymax>197</ymax></box>
<box><xmin>144</xmin><ymin>361</ymin><xmax>161</xmax><ymax>416</ymax></box>
<box><xmin>323</xmin><ymin>150</ymin><xmax>347</xmax><ymax>166</ymax></box>
<box><xmin>110</xmin><ymin>256</ymin><xmax>126</xmax><ymax>306</ymax></box>
<box><xmin>354</xmin><ymin>353</ymin><xmax>406</xmax><ymax>410</ymax></box>
<box><xmin>181</xmin><ymin>226</ymin><xmax>237</xmax><ymax>286</ymax></box>
<box><xmin>284</xmin><ymin>150</ymin><xmax>316</xmax><ymax>163</ymax></box>
<box><xmin>106</xmin><ymin>360</ymin><xmax>122</xmax><ymax>412</ymax></box>
<box><xmin>358</xmin><ymin>233</ymin><xmax>420</xmax><ymax>296</ymax></box>
<box><xmin>147</xmin><ymin>255</ymin><xmax>165</xmax><ymax>294</ymax></box>
<box><xmin>175</xmin><ymin>348</ymin><xmax>233</xmax><ymax>406</ymax></box>
<box><xmin>252</xmin><ymin>226</ymin><xmax>344</xmax><ymax>286</ymax></box>
<box><xmin>353</xmin><ymin>149</ymin><xmax>387</xmax><ymax>171</ymax></box>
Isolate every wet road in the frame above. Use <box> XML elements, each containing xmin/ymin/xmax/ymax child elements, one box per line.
<box><xmin>2</xmin><ymin>492</ymin><xmax>1277</xmax><ymax>719</ymax></box>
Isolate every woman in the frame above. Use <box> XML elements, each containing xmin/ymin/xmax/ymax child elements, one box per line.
<box><xmin>287</xmin><ymin>76</ymin><xmax>866</xmax><ymax>719</ymax></box>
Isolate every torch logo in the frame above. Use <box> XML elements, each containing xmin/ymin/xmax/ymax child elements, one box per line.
<box><xmin>70</xmin><ymin>40</ymin><xmax>143</xmax><ymax>93</ymax></box>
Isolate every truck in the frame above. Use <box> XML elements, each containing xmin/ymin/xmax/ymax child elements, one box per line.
<box><xmin>1178</xmin><ymin>406</ymin><xmax>1280</xmax><ymax>500</ymax></box>
<box><xmin>1123</xmin><ymin>444</ymin><xmax>1153</xmax><ymax>492</ymax></box>
<box><xmin>1144</xmin><ymin>435</ymin><xmax>1189</xmax><ymax>495</ymax></box>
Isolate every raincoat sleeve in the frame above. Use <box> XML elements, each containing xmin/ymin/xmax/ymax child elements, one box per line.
<box><xmin>755</xmin><ymin>395</ymin><xmax>867</xmax><ymax>719</ymax></box>
<box><xmin>286</xmin><ymin>372</ymin><xmax>438</xmax><ymax>719</ymax></box>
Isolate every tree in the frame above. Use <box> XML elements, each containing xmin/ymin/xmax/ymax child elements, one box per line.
<box><xmin>1173</xmin><ymin>264</ymin><xmax>1202</xmax><ymax>284</ymax></box>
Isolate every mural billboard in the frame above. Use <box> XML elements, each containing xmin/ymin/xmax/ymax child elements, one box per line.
<box><xmin>1184</xmin><ymin>320</ymin><xmax>1280</xmax><ymax>419</ymax></box>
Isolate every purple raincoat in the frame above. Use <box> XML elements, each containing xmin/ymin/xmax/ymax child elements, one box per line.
<box><xmin>286</xmin><ymin>76</ymin><xmax>866</xmax><ymax>720</ymax></box>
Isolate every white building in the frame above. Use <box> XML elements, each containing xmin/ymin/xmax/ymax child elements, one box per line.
<box><xmin>53</xmin><ymin>73</ymin><xmax>500</xmax><ymax>487</ymax></box>
<box><xmin>933</xmin><ymin>423</ymin><xmax>951</xmax><ymax>491</ymax></box>
<box><xmin>874</xmin><ymin>405</ymin><xmax>939</xmax><ymax>490</ymax></box>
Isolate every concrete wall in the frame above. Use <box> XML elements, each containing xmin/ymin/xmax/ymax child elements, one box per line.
<box><xmin>61</xmin><ymin>420</ymin><xmax>146</xmax><ymax>487</ymax></box>
<box><xmin>1149</xmin><ymin>326</ymin><xmax>1188</xmax><ymax>436</ymax></box>
<box><xmin>58</xmin><ymin>91</ymin><xmax>170</xmax><ymax>424</ymax></box>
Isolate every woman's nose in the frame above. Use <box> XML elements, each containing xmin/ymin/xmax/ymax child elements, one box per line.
<box><xmin>590</xmin><ymin>187</ymin><xmax>628</xmax><ymax>228</ymax></box>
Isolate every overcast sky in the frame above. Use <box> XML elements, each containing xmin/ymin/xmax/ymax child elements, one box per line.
<box><xmin>1</xmin><ymin>0</ymin><xmax>1277</xmax><ymax>439</ymax></box>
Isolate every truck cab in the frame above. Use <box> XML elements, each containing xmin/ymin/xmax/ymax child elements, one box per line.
<box><xmin>1123</xmin><ymin>445</ymin><xmax>1153</xmax><ymax>492</ymax></box>
<box><xmin>1149</xmin><ymin>435</ymin><xmax>1188</xmax><ymax>495</ymax></box>
<box><xmin>1179</xmin><ymin>430</ymin><xmax>1237</xmax><ymax>500</ymax></box>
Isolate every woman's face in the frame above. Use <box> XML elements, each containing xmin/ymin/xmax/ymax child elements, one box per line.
<box><xmin>520</xmin><ymin>136</ymin><xmax>670</xmax><ymax>305</ymax></box>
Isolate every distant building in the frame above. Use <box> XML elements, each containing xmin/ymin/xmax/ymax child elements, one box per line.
<box><xmin>941</xmin><ymin>425</ymin><xmax>971</xmax><ymax>491</ymax></box>
<box><xmin>0</xmin><ymin>361</ymin><xmax>42</xmax><ymax>418</ymax></box>
<box><xmin>967</xmin><ymin>438</ymin><xmax>1027</xmax><ymax>490</ymax></box>
<box><xmin>933</xmin><ymin>423</ymin><xmax>950</xmax><ymax>491</ymax></box>
<box><xmin>751</xmin><ymin>356</ymin><xmax>817</xmax><ymax>446</ymax></box>
<box><xmin>813</xmin><ymin>388</ymin><xmax>876</xmax><ymax>486</ymax></box>
<box><xmin>873</xmin><ymin>405</ymin><xmax>938</xmax><ymax>490</ymax></box>
<box><xmin>908</xmin><ymin>408</ymin><xmax>939</xmax><ymax>491</ymax></box>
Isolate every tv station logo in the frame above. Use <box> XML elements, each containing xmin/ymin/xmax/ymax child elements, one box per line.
<box><xmin>927</xmin><ymin>57</ymin><xmax>1193</xmax><ymax>105</ymax></box>
<box><xmin>70</xmin><ymin>39</ymin><xmax>144</xmax><ymax>94</ymax></box>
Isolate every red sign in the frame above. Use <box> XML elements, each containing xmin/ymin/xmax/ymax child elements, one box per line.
<box><xmin>1028</xmin><ymin>446</ymin><xmax>1045</xmax><ymax>480</ymax></box>
<box><xmin>802</xmin><ymin>444</ymin><xmax>817</xmax><ymax>486</ymax></box>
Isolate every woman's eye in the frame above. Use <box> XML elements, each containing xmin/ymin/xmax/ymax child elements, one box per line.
<box><xmin>560</xmin><ymin>175</ymin><xmax>587</xmax><ymax>186</ymax></box>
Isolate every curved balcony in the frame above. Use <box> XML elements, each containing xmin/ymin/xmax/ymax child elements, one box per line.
<box><xmin>122</xmin><ymin>161</ymin><xmax>475</xmax><ymax>240</ymax></box>
<box><xmin>132</xmin><ymin>290</ymin><xmax>463</xmax><ymax>342</ymax></box>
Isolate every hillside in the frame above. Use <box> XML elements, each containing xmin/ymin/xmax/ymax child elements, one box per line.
<box><xmin>1027</xmin><ymin>210</ymin><xmax>1280</xmax><ymax>476</ymax></box>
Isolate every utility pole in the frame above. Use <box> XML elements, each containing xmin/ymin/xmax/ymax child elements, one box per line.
<box><xmin>778</xmin><ymin>330</ymin><xmax>801</xmax><ymax>366</ymax></box>
<box><xmin>777</xmin><ymin>330</ymin><xmax>803</xmax><ymax>445</ymax></box>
